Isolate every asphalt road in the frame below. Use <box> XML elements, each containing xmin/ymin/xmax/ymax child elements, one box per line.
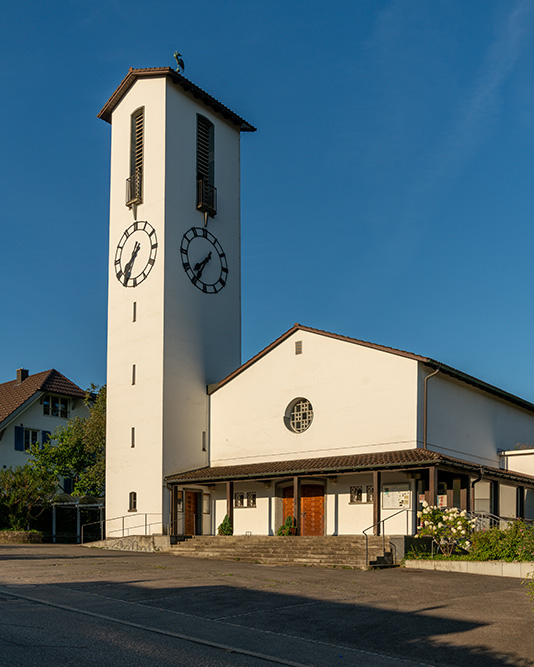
<box><xmin>0</xmin><ymin>544</ymin><xmax>532</xmax><ymax>666</ymax></box>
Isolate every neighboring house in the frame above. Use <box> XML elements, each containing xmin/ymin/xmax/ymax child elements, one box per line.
<box><xmin>0</xmin><ymin>368</ymin><xmax>88</xmax><ymax>486</ymax></box>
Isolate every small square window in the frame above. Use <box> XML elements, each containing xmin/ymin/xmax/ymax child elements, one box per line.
<box><xmin>366</xmin><ymin>485</ymin><xmax>374</xmax><ymax>503</ymax></box>
<box><xmin>247</xmin><ymin>492</ymin><xmax>256</xmax><ymax>508</ymax></box>
<box><xmin>43</xmin><ymin>394</ymin><xmax>69</xmax><ymax>419</ymax></box>
<box><xmin>350</xmin><ymin>486</ymin><xmax>363</xmax><ymax>503</ymax></box>
<box><xmin>23</xmin><ymin>429</ymin><xmax>39</xmax><ymax>452</ymax></box>
<box><xmin>234</xmin><ymin>492</ymin><xmax>244</xmax><ymax>508</ymax></box>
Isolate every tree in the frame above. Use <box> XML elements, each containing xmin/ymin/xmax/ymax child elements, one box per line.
<box><xmin>30</xmin><ymin>385</ymin><xmax>106</xmax><ymax>497</ymax></box>
<box><xmin>0</xmin><ymin>464</ymin><xmax>56</xmax><ymax>530</ymax></box>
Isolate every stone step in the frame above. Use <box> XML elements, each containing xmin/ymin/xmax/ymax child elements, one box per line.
<box><xmin>171</xmin><ymin>553</ymin><xmax>375</xmax><ymax>567</ymax></box>
<box><xmin>172</xmin><ymin>548</ymin><xmax>384</xmax><ymax>559</ymax></box>
<box><xmin>168</xmin><ymin>534</ymin><xmax>394</xmax><ymax>569</ymax></box>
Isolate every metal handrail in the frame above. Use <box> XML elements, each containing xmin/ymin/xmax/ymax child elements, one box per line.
<box><xmin>126</xmin><ymin>169</ymin><xmax>142</xmax><ymax>206</ymax></box>
<box><xmin>363</xmin><ymin>508</ymin><xmax>416</xmax><ymax>568</ymax></box>
<box><xmin>81</xmin><ymin>512</ymin><xmax>162</xmax><ymax>544</ymax></box>
<box><xmin>469</xmin><ymin>510</ymin><xmax>534</xmax><ymax>530</ymax></box>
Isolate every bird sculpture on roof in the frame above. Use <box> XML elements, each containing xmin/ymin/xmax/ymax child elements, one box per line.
<box><xmin>174</xmin><ymin>51</ymin><xmax>185</xmax><ymax>74</ymax></box>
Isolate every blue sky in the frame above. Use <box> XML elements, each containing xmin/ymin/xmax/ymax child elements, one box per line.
<box><xmin>2</xmin><ymin>0</ymin><xmax>534</xmax><ymax>402</ymax></box>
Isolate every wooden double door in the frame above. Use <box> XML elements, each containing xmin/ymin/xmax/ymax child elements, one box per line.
<box><xmin>283</xmin><ymin>484</ymin><xmax>324</xmax><ymax>536</ymax></box>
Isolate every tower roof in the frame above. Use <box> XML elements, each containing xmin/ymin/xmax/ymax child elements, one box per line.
<box><xmin>98</xmin><ymin>67</ymin><xmax>256</xmax><ymax>132</ymax></box>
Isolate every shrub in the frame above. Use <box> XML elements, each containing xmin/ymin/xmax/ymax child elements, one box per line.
<box><xmin>277</xmin><ymin>515</ymin><xmax>295</xmax><ymax>536</ymax></box>
<box><xmin>217</xmin><ymin>514</ymin><xmax>233</xmax><ymax>535</ymax></box>
<box><xmin>468</xmin><ymin>520</ymin><xmax>534</xmax><ymax>562</ymax></box>
<box><xmin>416</xmin><ymin>502</ymin><xmax>476</xmax><ymax>556</ymax></box>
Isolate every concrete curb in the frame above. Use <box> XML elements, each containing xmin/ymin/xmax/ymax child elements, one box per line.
<box><xmin>404</xmin><ymin>558</ymin><xmax>534</xmax><ymax>579</ymax></box>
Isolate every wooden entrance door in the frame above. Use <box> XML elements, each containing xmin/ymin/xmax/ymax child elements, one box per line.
<box><xmin>301</xmin><ymin>485</ymin><xmax>324</xmax><ymax>536</ymax></box>
<box><xmin>185</xmin><ymin>491</ymin><xmax>199</xmax><ymax>535</ymax></box>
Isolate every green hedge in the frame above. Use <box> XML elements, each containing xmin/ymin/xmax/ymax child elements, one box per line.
<box><xmin>408</xmin><ymin>520</ymin><xmax>534</xmax><ymax>562</ymax></box>
<box><xmin>467</xmin><ymin>521</ymin><xmax>534</xmax><ymax>562</ymax></box>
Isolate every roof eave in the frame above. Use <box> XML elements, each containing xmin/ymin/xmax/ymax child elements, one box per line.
<box><xmin>0</xmin><ymin>391</ymin><xmax>43</xmax><ymax>432</ymax></box>
<box><xmin>98</xmin><ymin>67</ymin><xmax>256</xmax><ymax>133</ymax></box>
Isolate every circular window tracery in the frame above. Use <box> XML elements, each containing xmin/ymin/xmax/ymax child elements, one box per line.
<box><xmin>285</xmin><ymin>398</ymin><xmax>314</xmax><ymax>433</ymax></box>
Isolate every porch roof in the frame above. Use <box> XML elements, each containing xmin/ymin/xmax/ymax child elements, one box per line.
<box><xmin>165</xmin><ymin>449</ymin><xmax>534</xmax><ymax>487</ymax></box>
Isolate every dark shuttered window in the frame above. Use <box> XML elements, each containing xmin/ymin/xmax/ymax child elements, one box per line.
<box><xmin>127</xmin><ymin>108</ymin><xmax>144</xmax><ymax>206</ymax></box>
<box><xmin>196</xmin><ymin>115</ymin><xmax>216</xmax><ymax>216</ymax></box>
<box><xmin>14</xmin><ymin>426</ymin><xmax>24</xmax><ymax>451</ymax></box>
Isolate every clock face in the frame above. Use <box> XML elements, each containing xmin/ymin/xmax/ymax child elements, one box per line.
<box><xmin>180</xmin><ymin>227</ymin><xmax>228</xmax><ymax>294</ymax></box>
<box><xmin>115</xmin><ymin>221</ymin><xmax>158</xmax><ymax>288</ymax></box>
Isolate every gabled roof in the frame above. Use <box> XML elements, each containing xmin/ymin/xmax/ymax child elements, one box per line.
<box><xmin>165</xmin><ymin>448</ymin><xmax>534</xmax><ymax>487</ymax></box>
<box><xmin>98</xmin><ymin>67</ymin><xmax>256</xmax><ymax>132</ymax></box>
<box><xmin>208</xmin><ymin>324</ymin><xmax>534</xmax><ymax>414</ymax></box>
<box><xmin>0</xmin><ymin>370</ymin><xmax>85</xmax><ymax>426</ymax></box>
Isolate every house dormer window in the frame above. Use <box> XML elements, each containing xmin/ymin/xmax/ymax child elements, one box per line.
<box><xmin>43</xmin><ymin>394</ymin><xmax>69</xmax><ymax>418</ymax></box>
<box><xmin>126</xmin><ymin>107</ymin><xmax>144</xmax><ymax>207</ymax></box>
<box><xmin>196</xmin><ymin>114</ymin><xmax>216</xmax><ymax>217</ymax></box>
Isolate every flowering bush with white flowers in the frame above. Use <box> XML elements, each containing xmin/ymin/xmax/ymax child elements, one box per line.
<box><xmin>416</xmin><ymin>501</ymin><xmax>477</xmax><ymax>556</ymax></box>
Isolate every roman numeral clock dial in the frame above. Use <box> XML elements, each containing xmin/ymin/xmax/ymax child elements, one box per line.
<box><xmin>115</xmin><ymin>221</ymin><xmax>158</xmax><ymax>288</ymax></box>
<box><xmin>180</xmin><ymin>227</ymin><xmax>228</xmax><ymax>294</ymax></box>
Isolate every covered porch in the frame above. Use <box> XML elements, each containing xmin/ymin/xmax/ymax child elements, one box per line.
<box><xmin>165</xmin><ymin>449</ymin><xmax>534</xmax><ymax>538</ymax></box>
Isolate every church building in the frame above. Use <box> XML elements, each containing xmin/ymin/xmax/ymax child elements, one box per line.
<box><xmin>99</xmin><ymin>66</ymin><xmax>534</xmax><ymax>541</ymax></box>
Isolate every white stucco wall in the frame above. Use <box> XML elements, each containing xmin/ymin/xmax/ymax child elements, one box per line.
<box><xmin>210</xmin><ymin>331</ymin><xmax>419</xmax><ymax>466</ymax></box>
<box><xmin>162</xmin><ymin>80</ymin><xmax>241</xmax><ymax>479</ymax></box>
<box><xmin>499</xmin><ymin>449</ymin><xmax>534</xmax><ymax>477</ymax></box>
<box><xmin>423</xmin><ymin>368</ymin><xmax>534</xmax><ymax>467</ymax></box>
<box><xmin>106</xmin><ymin>77</ymin><xmax>167</xmax><ymax>528</ymax></box>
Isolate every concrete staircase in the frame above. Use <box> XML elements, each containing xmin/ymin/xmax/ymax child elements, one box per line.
<box><xmin>170</xmin><ymin>535</ymin><xmax>395</xmax><ymax>569</ymax></box>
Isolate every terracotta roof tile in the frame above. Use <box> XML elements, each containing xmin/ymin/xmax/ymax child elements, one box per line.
<box><xmin>165</xmin><ymin>449</ymin><xmax>534</xmax><ymax>486</ymax></box>
<box><xmin>0</xmin><ymin>370</ymin><xmax>85</xmax><ymax>425</ymax></box>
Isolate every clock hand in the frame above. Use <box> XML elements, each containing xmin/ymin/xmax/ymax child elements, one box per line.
<box><xmin>123</xmin><ymin>242</ymin><xmax>141</xmax><ymax>282</ymax></box>
<box><xmin>193</xmin><ymin>251</ymin><xmax>212</xmax><ymax>281</ymax></box>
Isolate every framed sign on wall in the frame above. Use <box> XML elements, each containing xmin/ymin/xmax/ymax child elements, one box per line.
<box><xmin>382</xmin><ymin>483</ymin><xmax>411</xmax><ymax>509</ymax></box>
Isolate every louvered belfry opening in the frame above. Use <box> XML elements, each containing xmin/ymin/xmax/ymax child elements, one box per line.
<box><xmin>196</xmin><ymin>114</ymin><xmax>217</xmax><ymax>216</ymax></box>
<box><xmin>126</xmin><ymin>107</ymin><xmax>144</xmax><ymax>206</ymax></box>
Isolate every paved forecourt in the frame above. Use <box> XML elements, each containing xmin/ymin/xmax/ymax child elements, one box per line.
<box><xmin>0</xmin><ymin>544</ymin><xmax>533</xmax><ymax>666</ymax></box>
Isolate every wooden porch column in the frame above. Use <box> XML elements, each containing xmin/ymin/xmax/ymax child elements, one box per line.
<box><xmin>373</xmin><ymin>471</ymin><xmax>381</xmax><ymax>536</ymax></box>
<box><xmin>429</xmin><ymin>467</ymin><xmax>438</xmax><ymax>506</ymax></box>
<box><xmin>517</xmin><ymin>486</ymin><xmax>525</xmax><ymax>519</ymax></box>
<box><xmin>293</xmin><ymin>476</ymin><xmax>300</xmax><ymax>534</ymax></box>
<box><xmin>491</xmin><ymin>481</ymin><xmax>500</xmax><ymax>517</ymax></box>
<box><xmin>460</xmin><ymin>475</ymin><xmax>470</xmax><ymax>511</ymax></box>
<box><xmin>226</xmin><ymin>481</ymin><xmax>234</xmax><ymax>528</ymax></box>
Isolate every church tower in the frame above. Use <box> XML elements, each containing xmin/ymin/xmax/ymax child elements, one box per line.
<box><xmin>99</xmin><ymin>67</ymin><xmax>255</xmax><ymax>535</ymax></box>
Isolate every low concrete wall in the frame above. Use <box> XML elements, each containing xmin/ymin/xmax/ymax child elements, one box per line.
<box><xmin>404</xmin><ymin>559</ymin><xmax>534</xmax><ymax>579</ymax></box>
<box><xmin>83</xmin><ymin>535</ymin><xmax>170</xmax><ymax>553</ymax></box>
<box><xmin>0</xmin><ymin>531</ymin><xmax>43</xmax><ymax>544</ymax></box>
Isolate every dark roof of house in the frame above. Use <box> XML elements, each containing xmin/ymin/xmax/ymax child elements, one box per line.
<box><xmin>208</xmin><ymin>324</ymin><xmax>534</xmax><ymax>414</ymax></box>
<box><xmin>165</xmin><ymin>449</ymin><xmax>534</xmax><ymax>486</ymax></box>
<box><xmin>0</xmin><ymin>370</ymin><xmax>85</xmax><ymax>425</ymax></box>
<box><xmin>98</xmin><ymin>67</ymin><xmax>256</xmax><ymax>132</ymax></box>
